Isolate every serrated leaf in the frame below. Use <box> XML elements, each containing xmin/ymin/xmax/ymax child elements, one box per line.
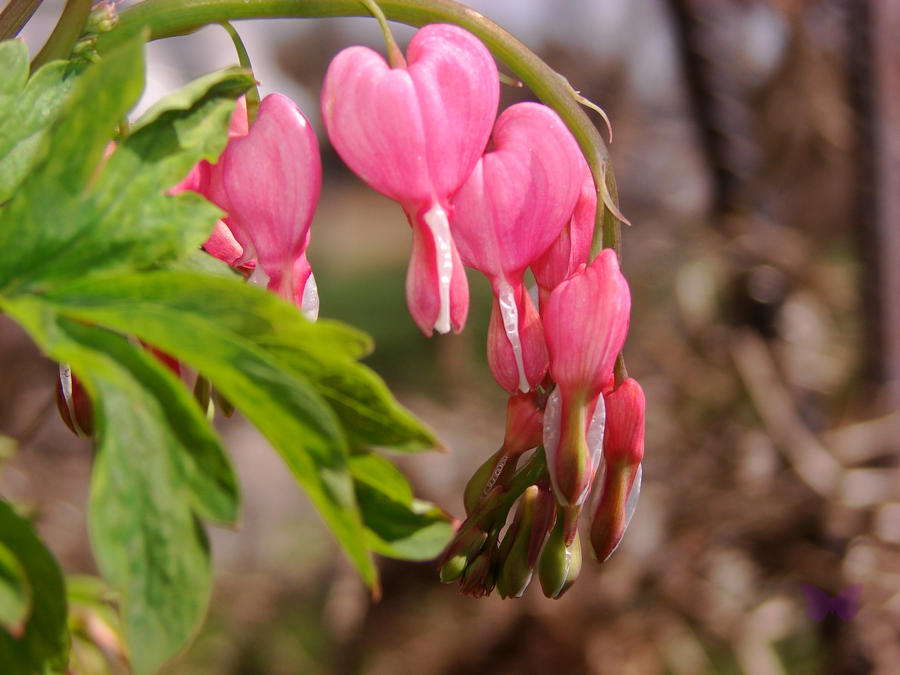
<box><xmin>350</xmin><ymin>453</ymin><xmax>453</xmax><ymax>561</ymax></box>
<box><xmin>0</xmin><ymin>499</ymin><xmax>68</xmax><ymax>675</ymax></box>
<box><xmin>4</xmin><ymin>307</ymin><xmax>236</xmax><ymax>674</ymax></box>
<box><xmin>0</xmin><ymin>34</ymin><xmax>146</xmax><ymax>292</ymax></box>
<box><xmin>0</xmin><ymin>541</ymin><xmax>31</xmax><ymax>634</ymax></box>
<box><xmin>0</xmin><ymin>54</ymin><xmax>75</xmax><ymax>203</ymax></box>
<box><xmin>130</xmin><ymin>66</ymin><xmax>255</xmax><ymax>133</ymax></box>
<box><xmin>0</xmin><ymin>40</ymin><xmax>254</xmax><ymax>295</ymax></box>
<box><xmin>15</xmin><ymin>274</ymin><xmax>377</xmax><ymax>586</ymax></box>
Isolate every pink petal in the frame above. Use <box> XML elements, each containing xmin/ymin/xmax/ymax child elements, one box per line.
<box><xmin>223</xmin><ymin>93</ymin><xmax>321</xmax><ymax>298</ymax></box>
<box><xmin>486</xmin><ymin>278</ymin><xmax>547</xmax><ymax>393</ymax></box>
<box><xmin>602</xmin><ymin>378</ymin><xmax>646</xmax><ymax>466</ymax></box>
<box><xmin>203</xmin><ymin>220</ymin><xmax>243</xmax><ymax>265</ymax></box>
<box><xmin>321</xmin><ymin>24</ymin><xmax>498</xmax><ymax>213</ymax></box>
<box><xmin>406</xmin><ymin>212</ymin><xmax>469</xmax><ymax>335</ymax></box>
<box><xmin>532</xmin><ymin>164</ymin><xmax>596</xmax><ymax>297</ymax></box>
<box><xmin>451</xmin><ymin>102</ymin><xmax>584</xmax><ymax>280</ymax></box>
<box><xmin>543</xmin><ymin>249</ymin><xmax>631</xmax><ymax>397</ymax></box>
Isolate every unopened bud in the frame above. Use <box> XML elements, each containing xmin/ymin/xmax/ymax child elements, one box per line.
<box><xmin>497</xmin><ymin>486</ymin><xmax>539</xmax><ymax>598</ymax></box>
<box><xmin>538</xmin><ymin>516</ymin><xmax>582</xmax><ymax>599</ymax></box>
<box><xmin>463</xmin><ymin>448</ymin><xmax>516</xmax><ymax>516</ymax></box>
<box><xmin>56</xmin><ymin>364</ymin><xmax>93</xmax><ymax>437</ymax></box>
<box><xmin>603</xmin><ymin>378</ymin><xmax>645</xmax><ymax>465</ymax></box>
<box><xmin>440</xmin><ymin>553</ymin><xmax>468</xmax><ymax>583</ymax></box>
<box><xmin>459</xmin><ymin>545</ymin><xmax>496</xmax><ymax>598</ymax></box>
<box><xmin>501</xmin><ymin>392</ymin><xmax>544</xmax><ymax>457</ymax></box>
<box><xmin>589</xmin><ymin>461</ymin><xmax>641</xmax><ymax>563</ymax></box>
<box><xmin>543</xmin><ymin>388</ymin><xmax>605</xmax><ymax>506</ymax></box>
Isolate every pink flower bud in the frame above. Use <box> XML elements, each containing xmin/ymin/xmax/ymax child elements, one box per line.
<box><xmin>541</xmin><ymin>250</ymin><xmax>631</xmax><ymax>505</ymax></box>
<box><xmin>603</xmin><ymin>378</ymin><xmax>645</xmax><ymax>466</ymax></box>
<box><xmin>531</xmin><ymin>164</ymin><xmax>596</xmax><ymax>308</ymax></box>
<box><xmin>589</xmin><ymin>461</ymin><xmax>642</xmax><ymax>563</ymax></box>
<box><xmin>589</xmin><ymin>378</ymin><xmax>644</xmax><ymax>562</ymax></box>
<box><xmin>322</xmin><ymin>24</ymin><xmax>499</xmax><ymax>335</ymax></box>
<box><xmin>451</xmin><ymin>102</ymin><xmax>584</xmax><ymax>392</ymax></box>
<box><xmin>501</xmin><ymin>392</ymin><xmax>544</xmax><ymax>457</ymax></box>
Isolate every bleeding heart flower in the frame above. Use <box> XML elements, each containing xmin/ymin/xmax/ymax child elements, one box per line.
<box><xmin>541</xmin><ymin>249</ymin><xmax>631</xmax><ymax>506</ymax></box>
<box><xmin>173</xmin><ymin>95</ymin><xmax>321</xmax><ymax>320</ymax></box>
<box><xmin>451</xmin><ymin>102</ymin><xmax>584</xmax><ymax>392</ymax></box>
<box><xmin>321</xmin><ymin>23</ymin><xmax>499</xmax><ymax>335</ymax></box>
<box><xmin>221</xmin><ymin>93</ymin><xmax>321</xmax><ymax>319</ymax></box>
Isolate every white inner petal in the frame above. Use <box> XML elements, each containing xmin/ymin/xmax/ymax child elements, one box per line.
<box><xmin>59</xmin><ymin>363</ymin><xmax>83</xmax><ymax>437</ymax></box>
<box><xmin>423</xmin><ymin>204</ymin><xmax>453</xmax><ymax>334</ymax></box>
<box><xmin>497</xmin><ymin>278</ymin><xmax>529</xmax><ymax>393</ymax></box>
<box><xmin>585</xmin><ymin>394</ymin><xmax>607</xmax><ymax>487</ymax></box>
<box><xmin>301</xmin><ymin>272</ymin><xmax>320</xmax><ymax>322</ymax></box>
<box><xmin>247</xmin><ymin>265</ymin><xmax>270</xmax><ymax>289</ymax></box>
<box><xmin>624</xmin><ymin>463</ymin><xmax>642</xmax><ymax>531</ymax></box>
<box><xmin>542</xmin><ymin>387</ymin><xmax>562</xmax><ymax>494</ymax></box>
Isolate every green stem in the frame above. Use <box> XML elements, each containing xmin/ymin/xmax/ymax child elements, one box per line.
<box><xmin>0</xmin><ymin>0</ymin><xmax>44</xmax><ymax>40</ymax></box>
<box><xmin>31</xmin><ymin>0</ymin><xmax>92</xmax><ymax>70</ymax></box>
<box><xmin>220</xmin><ymin>21</ymin><xmax>260</xmax><ymax>122</ymax></box>
<box><xmin>357</xmin><ymin>0</ymin><xmax>405</xmax><ymax>67</ymax></box>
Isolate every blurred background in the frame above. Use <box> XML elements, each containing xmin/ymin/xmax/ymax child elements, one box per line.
<box><xmin>2</xmin><ymin>0</ymin><xmax>899</xmax><ymax>673</ymax></box>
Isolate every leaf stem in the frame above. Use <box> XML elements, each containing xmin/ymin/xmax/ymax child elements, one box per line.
<box><xmin>357</xmin><ymin>0</ymin><xmax>405</xmax><ymax>67</ymax></box>
<box><xmin>31</xmin><ymin>0</ymin><xmax>92</xmax><ymax>70</ymax></box>
<box><xmin>219</xmin><ymin>21</ymin><xmax>260</xmax><ymax>122</ymax></box>
<box><xmin>0</xmin><ymin>0</ymin><xmax>44</xmax><ymax>40</ymax></box>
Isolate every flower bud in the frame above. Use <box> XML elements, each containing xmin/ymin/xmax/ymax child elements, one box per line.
<box><xmin>501</xmin><ymin>391</ymin><xmax>544</xmax><ymax>457</ymax></box>
<box><xmin>538</xmin><ymin>516</ymin><xmax>582</xmax><ymax>599</ymax></box>
<box><xmin>439</xmin><ymin>553</ymin><xmax>468</xmax><ymax>584</ymax></box>
<box><xmin>459</xmin><ymin>543</ymin><xmax>496</xmax><ymax>598</ymax></box>
<box><xmin>589</xmin><ymin>461</ymin><xmax>642</xmax><ymax>563</ymax></box>
<box><xmin>463</xmin><ymin>448</ymin><xmax>514</xmax><ymax>516</ymax></box>
<box><xmin>55</xmin><ymin>364</ymin><xmax>92</xmax><ymax>437</ymax></box>
<box><xmin>496</xmin><ymin>486</ymin><xmax>540</xmax><ymax>598</ymax></box>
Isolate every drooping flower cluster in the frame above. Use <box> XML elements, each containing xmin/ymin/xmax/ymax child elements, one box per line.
<box><xmin>321</xmin><ymin>23</ymin><xmax>646</xmax><ymax>597</ymax></box>
<box><xmin>55</xmin><ymin>21</ymin><xmax>644</xmax><ymax>599</ymax></box>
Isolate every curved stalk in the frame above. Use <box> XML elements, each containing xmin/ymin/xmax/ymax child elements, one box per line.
<box><xmin>94</xmin><ymin>0</ymin><xmax>623</xmax><ymax>249</ymax></box>
<box><xmin>31</xmin><ymin>0</ymin><xmax>92</xmax><ymax>70</ymax></box>
<box><xmin>0</xmin><ymin>0</ymin><xmax>44</xmax><ymax>40</ymax></box>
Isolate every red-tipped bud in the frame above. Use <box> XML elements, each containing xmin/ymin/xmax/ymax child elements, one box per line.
<box><xmin>589</xmin><ymin>461</ymin><xmax>642</xmax><ymax>563</ymax></box>
<box><xmin>603</xmin><ymin>378</ymin><xmax>645</xmax><ymax>466</ymax></box>
<box><xmin>501</xmin><ymin>392</ymin><xmax>544</xmax><ymax>457</ymax></box>
<box><xmin>55</xmin><ymin>364</ymin><xmax>92</xmax><ymax>437</ymax></box>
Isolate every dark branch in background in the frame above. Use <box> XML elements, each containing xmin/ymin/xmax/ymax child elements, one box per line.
<box><xmin>0</xmin><ymin>0</ymin><xmax>44</xmax><ymax>40</ymax></box>
<box><xmin>666</xmin><ymin>0</ymin><xmax>741</xmax><ymax>216</ymax></box>
<box><xmin>850</xmin><ymin>0</ymin><xmax>900</xmax><ymax>408</ymax></box>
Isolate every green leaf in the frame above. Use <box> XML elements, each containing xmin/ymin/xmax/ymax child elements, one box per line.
<box><xmin>275</xmin><ymin>351</ymin><xmax>439</xmax><ymax>452</ymax></box>
<box><xmin>350</xmin><ymin>453</ymin><xmax>453</xmax><ymax>561</ymax></box>
<box><xmin>15</xmin><ymin>273</ymin><xmax>378</xmax><ymax>587</ymax></box>
<box><xmin>0</xmin><ymin>40</ymin><xmax>75</xmax><ymax>203</ymax></box>
<box><xmin>4</xmin><ymin>305</ymin><xmax>237</xmax><ymax>674</ymax></box>
<box><xmin>129</xmin><ymin>65</ymin><xmax>255</xmax><ymax>133</ymax></box>
<box><xmin>0</xmin><ymin>541</ymin><xmax>31</xmax><ymax>634</ymax></box>
<box><xmin>0</xmin><ymin>499</ymin><xmax>68</xmax><ymax>675</ymax></box>
<box><xmin>0</xmin><ymin>34</ymin><xmax>146</xmax><ymax>292</ymax></box>
<box><xmin>0</xmin><ymin>40</ymin><xmax>253</xmax><ymax>295</ymax></box>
